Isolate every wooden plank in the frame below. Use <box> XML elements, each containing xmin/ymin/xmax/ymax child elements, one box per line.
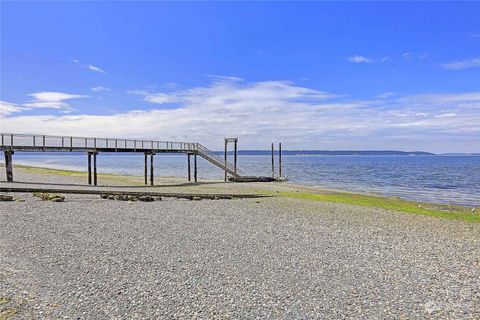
<box><xmin>0</xmin><ymin>186</ymin><xmax>268</xmax><ymax>199</ymax></box>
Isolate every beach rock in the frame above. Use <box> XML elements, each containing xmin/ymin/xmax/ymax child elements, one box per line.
<box><xmin>107</xmin><ymin>195</ymin><xmax>116</xmax><ymax>200</ymax></box>
<box><xmin>0</xmin><ymin>195</ymin><xmax>14</xmax><ymax>201</ymax></box>
<box><xmin>33</xmin><ymin>193</ymin><xmax>65</xmax><ymax>202</ymax></box>
<box><xmin>138</xmin><ymin>195</ymin><xmax>154</xmax><ymax>202</ymax></box>
<box><xmin>100</xmin><ymin>194</ymin><xmax>109</xmax><ymax>199</ymax></box>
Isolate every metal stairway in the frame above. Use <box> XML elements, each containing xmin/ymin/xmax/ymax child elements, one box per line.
<box><xmin>195</xmin><ymin>143</ymin><xmax>241</xmax><ymax>179</ymax></box>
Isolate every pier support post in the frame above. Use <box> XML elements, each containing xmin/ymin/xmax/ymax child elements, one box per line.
<box><xmin>279</xmin><ymin>142</ymin><xmax>282</xmax><ymax>178</ymax></box>
<box><xmin>194</xmin><ymin>154</ymin><xmax>198</xmax><ymax>182</ymax></box>
<box><xmin>224</xmin><ymin>139</ymin><xmax>227</xmax><ymax>181</ymax></box>
<box><xmin>93</xmin><ymin>152</ymin><xmax>97</xmax><ymax>186</ymax></box>
<box><xmin>187</xmin><ymin>154</ymin><xmax>191</xmax><ymax>182</ymax></box>
<box><xmin>88</xmin><ymin>153</ymin><xmax>92</xmax><ymax>185</ymax></box>
<box><xmin>144</xmin><ymin>153</ymin><xmax>148</xmax><ymax>185</ymax></box>
<box><xmin>271</xmin><ymin>143</ymin><xmax>275</xmax><ymax>178</ymax></box>
<box><xmin>150</xmin><ymin>153</ymin><xmax>154</xmax><ymax>186</ymax></box>
<box><xmin>4</xmin><ymin>151</ymin><xmax>13</xmax><ymax>182</ymax></box>
<box><xmin>234</xmin><ymin>139</ymin><xmax>237</xmax><ymax>177</ymax></box>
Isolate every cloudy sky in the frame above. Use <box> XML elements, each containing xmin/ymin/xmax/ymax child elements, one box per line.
<box><xmin>1</xmin><ymin>2</ymin><xmax>479</xmax><ymax>152</ymax></box>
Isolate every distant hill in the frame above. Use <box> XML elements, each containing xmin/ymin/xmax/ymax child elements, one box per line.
<box><xmin>439</xmin><ymin>153</ymin><xmax>480</xmax><ymax>156</ymax></box>
<box><xmin>220</xmin><ymin>150</ymin><xmax>435</xmax><ymax>156</ymax></box>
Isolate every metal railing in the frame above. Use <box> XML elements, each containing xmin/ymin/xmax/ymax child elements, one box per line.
<box><xmin>0</xmin><ymin>133</ymin><xmax>198</xmax><ymax>152</ymax></box>
<box><xmin>196</xmin><ymin>143</ymin><xmax>239</xmax><ymax>176</ymax></box>
<box><xmin>1</xmin><ymin>133</ymin><xmax>242</xmax><ymax>177</ymax></box>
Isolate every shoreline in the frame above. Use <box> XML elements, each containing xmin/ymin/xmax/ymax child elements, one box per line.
<box><xmin>3</xmin><ymin>153</ymin><xmax>480</xmax><ymax>207</ymax></box>
<box><xmin>4</xmin><ymin>158</ymin><xmax>480</xmax><ymax>207</ymax></box>
<box><xmin>1</xmin><ymin>164</ymin><xmax>479</xmax><ymax>223</ymax></box>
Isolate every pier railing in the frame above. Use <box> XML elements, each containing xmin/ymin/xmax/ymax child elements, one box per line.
<box><xmin>0</xmin><ymin>133</ymin><xmax>197</xmax><ymax>152</ymax></box>
<box><xmin>196</xmin><ymin>143</ymin><xmax>239</xmax><ymax>176</ymax></box>
<box><xmin>1</xmin><ymin>133</ymin><xmax>241</xmax><ymax>178</ymax></box>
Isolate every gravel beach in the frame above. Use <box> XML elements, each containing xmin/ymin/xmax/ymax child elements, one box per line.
<box><xmin>1</xmin><ymin>167</ymin><xmax>480</xmax><ymax>319</ymax></box>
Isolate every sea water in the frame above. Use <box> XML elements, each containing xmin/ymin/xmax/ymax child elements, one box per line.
<box><xmin>3</xmin><ymin>153</ymin><xmax>480</xmax><ymax>207</ymax></box>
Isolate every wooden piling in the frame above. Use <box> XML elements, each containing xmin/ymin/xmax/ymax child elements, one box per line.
<box><xmin>4</xmin><ymin>151</ymin><xmax>13</xmax><ymax>182</ymax></box>
<box><xmin>194</xmin><ymin>154</ymin><xmax>198</xmax><ymax>182</ymax></box>
<box><xmin>93</xmin><ymin>153</ymin><xmax>97</xmax><ymax>186</ymax></box>
<box><xmin>234</xmin><ymin>139</ymin><xmax>238</xmax><ymax>176</ymax></box>
<box><xmin>279</xmin><ymin>142</ymin><xmax>282</xmax><ymax>178</ymax></box>
<box><xmin>150</xmin><ymin>153</ymin><xmax>154</xmax><ymax>186</ymax></box>
<box><xmin>88</xmin><ymin>153</ymin><xmax>92</xmax><ymax>185</ymax></box>
<box><xmin>224</xmin><ymin>139</ymin><xmax>228</xmax><ymax>181</ymax></box>
<box><xmin>187</xmin><ymin>154</ymin><xmax>191</xmax><ymax>181</ymax></box>
<box><xmin>144</xmin><ymin>153</ymin><xmax>148</xmax><ymax>185</ymax></box>
<box><xmin>271</xmin><ymin>143</ymin><xmax>275</xmax><ymax>178</ymax></box>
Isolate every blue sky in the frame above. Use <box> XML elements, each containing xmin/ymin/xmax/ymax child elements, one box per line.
<box><xmin>1</xmin><ymin>1</ymin><xmax>479</xmax><ymax>152</ymax></box>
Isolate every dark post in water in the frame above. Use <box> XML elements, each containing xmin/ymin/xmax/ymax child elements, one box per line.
<box><xmin>187</xmin><ymin>153</ymin><xmax>191</xmax><ymax>182</ymax></box>
<box><xmin>150</xmin><ymin>153</ymin><xmax>154</xmax><ymax>186</ymax></box>
<box><xmin>4</xmin><ymin>151</ymin><xmax>13</xmax><ymax>182</ymax></box>
<box><xmin>88</xmin><ymin>152</ymin><xmax>92</xmax><ymax>185</ymax></box>
<box><xmin>194</xmin><ymin>154</ymin><xmax>198</xmax><ymax>182</ymax></box>
<box><xmin>279</xmin><ymin>142</ymin><xmax>282</xmax><ymax>178</ymax></box>
<box><xmin>234</xmin><ymin>139</ymin><xmax>238</xmax><ymax>177</ymax></box>
<box><xmin>93</xmin><ymin>152</ymin><xmax>97</xmax><ymax>186</ymax></box>
<box><xmin>224</xmin><ymin>139</ymin><xmax>228</xmax><ymax>181</ymax></box>
<box><xmin>271</xmin><ymin>143</ymin><xmax>275</xmax><ymax>178</ymax></box>
<box><xmin>144</xmin><ymin>153</ymin><xmax>148</xmax><ymax>185</ymax></box>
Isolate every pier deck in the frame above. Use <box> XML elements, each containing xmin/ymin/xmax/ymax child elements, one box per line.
<box><xmin>1</xmin><ymin>133</ymin><xmax>240</xmax><ymax>185</ymax></box>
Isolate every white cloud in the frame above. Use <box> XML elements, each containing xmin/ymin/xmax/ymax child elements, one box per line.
<box><xmin>0</xmin><ymin>100</ymin><xmax>27</xmax><ymax>115</ymax></box>
<box><xmin>88</xmin><ymin>64</ymin><xmax>106</xmax><ymax>73</ymax></box>
<box><xmin>2</xmin><ymin>79</ymin><xmax>479</xmax><ymax>152</ymax></box>
<box><xmin>348</xmin><ymin>55</ymin><xmax>390</xmax><ymax>64</ymax></box>
<box><xmin>91</xmin><ymin>86</ymin><xmax>111</xmax><ymax>92</ymax></box>
<box><xmin>376</xmin><ymin>92</ymin><xmax>397</xmax><ymax>99</ymax></box>
<box><xmin>442</xmin><ymin>57</ymin><xmax>480</xmax><ymax>70</ymax></box>
<box><xmin>347</xmin><ymin>55</ymin><xmax>374</xmax><ymax>63</ymax></box>
<box><xmin>22</xmin><ymin>91</ymin><xmax>87</xmax><ymax>110</ymax></box>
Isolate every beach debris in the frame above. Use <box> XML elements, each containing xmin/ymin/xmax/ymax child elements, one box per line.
<box><xmin>98</xmin><ymin>193</ymin><xmax>245</xmax><ymax>202</ymax></box>
<box><xmin>33</xmin><ymin>192</ymin><xmax>65</xmax><ymax>202</ymax></box>
<box><xmin>0</xmin><ymin>194</ymin><xmax>14</xmax><ymax>201</ymax></box>
<box><xmin>138</xmin><ymin>195</ymin><xmax>155</xmax><ymax>202</ymax></box>
<box><xmin>101</xmin><ymin>194</ymin><xmax>155</xmax><ymax>202</ymax></box>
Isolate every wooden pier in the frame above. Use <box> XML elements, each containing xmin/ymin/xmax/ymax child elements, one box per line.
<box><xmin>1</xmin><ymin>133</ymin><xmax>241</xmax><ymax>185</ymax></box>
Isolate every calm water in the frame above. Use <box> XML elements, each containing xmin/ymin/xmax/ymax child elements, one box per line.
<box><xmin>4</xmin><ymin>153</ymin><xmax>480</xmax><ymax>206</ymax></box>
